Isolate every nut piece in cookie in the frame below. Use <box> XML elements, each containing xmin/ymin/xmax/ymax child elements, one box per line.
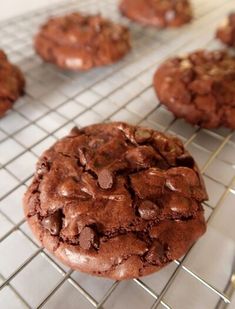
<box><xmin>119</xmin><ymin>0</ymin><xmax>192</xmax><ymax>28</ymax></box>
<box><xmin>154</xmin><ymin>50</ymin><xmax>235</xmax><ymax>129</ymax></box>
<box><xmin>23</xmin><ymin>122</ymin><xmax>207</xmax><ymax>280</ymax></box>
<box><xmin>0</xmin><ymin>50</ymin><xmax>25</xmax><ymax>117</ymax></box>
<box><xmin>34</xmin><ymin>13</ymin><xmax>131</xmax><ymax>71</ymax></box>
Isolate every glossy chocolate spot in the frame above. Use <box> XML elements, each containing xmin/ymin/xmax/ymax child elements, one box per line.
<box><xmin>130</xmin><ymin>168</ymin><xmax>165</xmax><ymax>199</ymax></box>
<box><xmin>138</xmin><ymin>200</ymin><xmax>160</xmax><ymax>220</ymax></box>
<box><xmin>42</xmin><ymin>210</ymin><xmax>62</xmax><ymax>236</ymax></box>
<box><xmin>167</xmin><ymin>167</ymin><xmax>199</xmax><ymax>187</ymax></box>
<box><xmin>79</xmin><ymin>226</ymin><xmax>99</xmax><ymax>250</ymax></box>
<box><xmin>125</xmin><ymin>146</ymin><xmax>156</xmax><ymax>169</ymax></box>
<box><xmin>58</xmin><ymin>177</ymin><xmax>78</xmax><ymax>197</ymax></box>
<box><xmin>165</xmin><ymin>175</ymin><xmax>190</xmax><ymax>197</ymax></box>
<box><xmin>168</xmin><ymin>194</ymin><xmax>191</xmax><ymax>213</ymax></box>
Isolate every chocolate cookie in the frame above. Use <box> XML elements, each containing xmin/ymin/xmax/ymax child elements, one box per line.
<box><xmin>34</xmin><ymin>13</ymin><xmax>131</xmax><ymax>71</ymax></box>
<box><xmin>0</xmin><ymin>50</ymin><xmax>25</xmax><ymax>117</ymax></box>
<box><xmin>119</xmin><ymin>0</ymin><xmax>192</xmax><ymax>28</ymax></box>
<box><xmin>216</xmin><ymin>13</ymin><xmax>235</xmax><ymax>47</ymax></box>
<box><xmin>154</xmin><ymin>50</ymin><xmax>235</xmax><ymax>129</ymax></box>
<box><xmin>24</xmin><ymin>122</ymin><xmax>207</xmax><ymax>280</ymax></box>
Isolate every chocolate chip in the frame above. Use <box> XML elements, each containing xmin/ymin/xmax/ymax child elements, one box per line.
<box><xmin>42</xmin><ymin>210</ymin><xmax>62</xmax><ymax>236</ymax></box>
<box><xmin>167</xmin><ymin>167</ymin><xmax>200</xmax><ymax>188</ymax></box>
<box><xmin>138</xmin><ymin>200</ymin><xmax>160</xmax><ymax>220</ymax></box>
<box><xmin>168</xmin><ymin>194</ymin><xmax>191</xmax><ymax>213</ymax></box>
<box><xmin>145</xmin><ymin>241</ymin><xmax>165</xmax><ymax>265</ymax></box>
<box><xmin>130</xmin><ymin>168</ymin><xmax>165</xmax><ymax>199</ymax></box>
<box><xmin>165</xmin><ymin>175</ymin><xmax>190</xmax><ymax>197</ymax></box>
<box><xmin>79</xmin><ymin>226</ymin><xmax>99</xmax><ymax>250</ymax></box>
<box><xmin>176</xmin><ymin>154</ymin><xmax>195</xmax><ymax>168</ymax></box>
<box><xmin>98</xmin><ymin>169</ymin><xmax>113</xmax><ymax>189</ymax></box>
<box><xmin>77</xmin><ymin>218</ymin><xmax>97</xmax><ymax>234</ymax></box>
<box><xmin>125</xmin><ymin>146</ymin><xmax>156</xmax><ymax>169</ymax></box>
<box><xmin>134</xmin><ymin>128</ymin><xmax>152</xmax><ymax>143</ymax></box>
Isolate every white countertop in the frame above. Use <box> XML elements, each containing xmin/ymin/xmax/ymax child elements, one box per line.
<box><xmin>0</xmin><ymin>0</ymin><xmax>62</xmax><ymax>21</ymax></box>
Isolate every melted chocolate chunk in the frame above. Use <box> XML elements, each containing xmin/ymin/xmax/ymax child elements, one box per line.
<box><xmin>176</xmin><ymin>154</ymin><xmax>195</xmax><ymax>168</ymax></box>
<box><xmin>42</xmin><ymin>210</ymin><xmax>63</xmax><ymax>236</ymax></box>
<box><xmin>98</xmin><ymin>169</ymin><xmax>114</xmax><ymax>190</ymax></box>
<box><xmin>125</xmin><ymin>146</ymin><xmax>157</xmax><ymax>169</ymax></box>
<box><xmin>138</xmin><ymin>200</ymin><xmax>160</xmax><ymax>220</ymax></box>
<box><xmin>79</xmin><ymin>226</ymin><xmax>99</xmax><ymax>250</ymax></box>
<box><xmin>165</xmin><ymin>174</ymin><xmax>191</xmax><ymax>197</ymax></box>
<box><xmin>167</xmin><ymin>194</ymin><xmax>191</xmax><ymax>213</ymax></box>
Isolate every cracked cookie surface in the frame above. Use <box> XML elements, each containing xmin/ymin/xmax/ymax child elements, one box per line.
<box><xmin>119</xmin><ymin>0</ymin><xmax>192</xmax><ymax>28</ymax></box>
<box><xmin>34</xmin><ymin>13</ymin><xmax>131</xmax><ymax>71</ymax></box>
<box><xmin>23</xmin><ymin>122</ymin><xmax>207</xmax><ymax>280</ymax></box>
<box><xmin>0</xmin><ymin>50</ymin><xmax>25</xmax><ymax>117</ymax></box>
<box><xmin>154</xmin><ymin>50</ymin><xmax>235</xmax><ymax>129</ymax></box>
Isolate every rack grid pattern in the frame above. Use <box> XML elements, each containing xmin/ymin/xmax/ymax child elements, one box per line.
<box><xmin>0</xmin><ymin>0</ymin><xmax>235</xmax><ymax>308</ymax></box>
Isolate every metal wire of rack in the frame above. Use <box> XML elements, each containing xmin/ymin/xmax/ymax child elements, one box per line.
<box><xmin>0</xmin><ymin>0</ymin><xmax>235</xmax><ymax>308</ymax></box>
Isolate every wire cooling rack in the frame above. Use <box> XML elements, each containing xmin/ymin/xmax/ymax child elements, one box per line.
<box><xmin>0</xmin><ymin>0</ymin><xmax>235</xmax><ymax>308</ymax></box>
